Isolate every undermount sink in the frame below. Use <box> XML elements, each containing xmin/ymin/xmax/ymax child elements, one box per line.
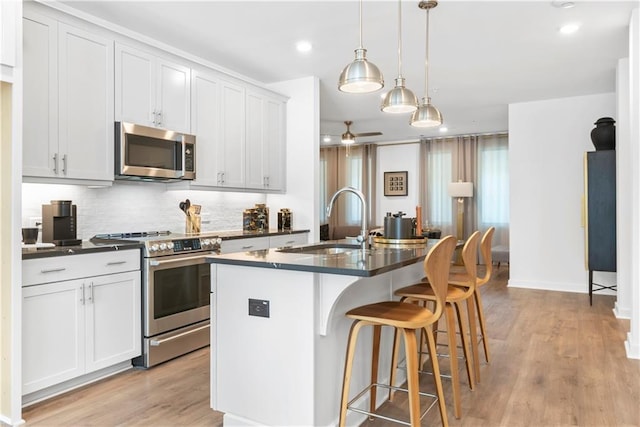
<box><xmin>276</xmin><ymin>243</ymin><xmax>362</xmax><ymax>255</ymax></box>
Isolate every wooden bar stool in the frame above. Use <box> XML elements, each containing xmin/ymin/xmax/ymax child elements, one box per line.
<box><xmin>391</xmin><ymin>231</ymin><xmax>481</xmax><ymax>419</ymax></box>
<box><xmin>450</xmin><ymin>226</ymin><xmax>495</xmax><ymax>366</ymax></box>
<box><xmin>338</xmin><ymin>236</ymin><xmax>457</xmax><ymax>427</ymax></box>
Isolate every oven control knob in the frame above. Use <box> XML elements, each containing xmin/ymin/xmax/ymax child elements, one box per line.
<box><xmin>167</xmin><ymin>242</ymin><xmax>174</xmax><ymax>250</ymax></box>
<box><xmin>159</xmin><ymin>243</ymin><xmax>167</xmax><ymax>251</ymax></box>
<box><xmin>215</xmin><ymin>237</ymin><xmax>222</xmax><ymax>245</ymax></box>
<box><xmin>203</xmin><ymin>239</ymin><xmax>211</xmax><ymax>247</ymax></box>
<box><xmin>150</xmin><ymin>244</ymin><xmax>159</xmax><ymax>252</ymax></box>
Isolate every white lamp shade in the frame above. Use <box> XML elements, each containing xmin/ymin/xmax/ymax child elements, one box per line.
<box><xmin>448</xmin><ymin>182</ymin><xmax>473</xmax><ymax>198</ymax></box>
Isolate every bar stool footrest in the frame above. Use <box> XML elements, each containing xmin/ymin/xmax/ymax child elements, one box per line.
<box><xmin>346</xmin><ymin>382</ymin><xmax>438</xmax><ymax>426</ymax></box>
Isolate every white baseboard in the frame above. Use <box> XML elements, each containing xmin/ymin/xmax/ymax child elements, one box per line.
<box><xmin>625</xmin><ymin>332</ymin><xmax>640</xmax><ymax>359</ymax></box>
<box><xmin>613</xmin><ymin>302</ymin><xmax>631</xmax><ymax>319</ymax></box>
<box><xmin>507</xmin><ymin>279</ymin><xmax>616</xmax><ymax>296</ymax></box>
<box><xmin>22</xmin><ymin>361</ymin><xmax>132</xmax><ymax>408</ymax></box>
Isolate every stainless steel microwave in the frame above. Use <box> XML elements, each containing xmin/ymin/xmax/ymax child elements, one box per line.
<box><xmin>115</xmin><ymin>122</ymin><xmax>196</xmax><ymax>181</ymax></box>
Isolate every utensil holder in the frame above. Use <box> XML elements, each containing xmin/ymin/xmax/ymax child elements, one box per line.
<box><xmin>186</xmin><ymin>214</ymin><xmax>201</xmax><ymax>234</ymax></box>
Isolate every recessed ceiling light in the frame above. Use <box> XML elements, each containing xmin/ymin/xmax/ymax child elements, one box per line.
<box><xmin>296</xmin><ymin>41</ymin><xmax>312</xmax><ymax>53</ymax></box>
<box><xmin>439</xmin><ymin>126</ymin><xmax>448</xmax><ymax>133</ymax></box>
<box><xmin>560</xmin><ymin>23</ymin><xmax>580</xmax><ymax>34</ymax></box>
<box><xmin>323</xmin><ymin>135</ymin><xmax>332</xmax><ymax>143</ymax></box>
<box><xmin>551</xmin><ymin>0</ymin><xmax>576</xmax><ymax>9</ymax></box>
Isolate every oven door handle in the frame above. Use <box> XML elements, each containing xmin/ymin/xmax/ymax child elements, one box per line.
<box><xmin>150</xmin><ymin>324</ymin><xmax>210</xmax><ymax>346</ymax></box>
<box><xmin>148</xmin><ymin>253</ymin><xmax>212</xmax><ymax>267</ymax></box>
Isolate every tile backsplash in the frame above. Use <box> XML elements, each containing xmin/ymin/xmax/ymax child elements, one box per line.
<box><xmin>22</xmin><ymin>182</ymin><xmax>267</xmax><ymax>240</ymax></box>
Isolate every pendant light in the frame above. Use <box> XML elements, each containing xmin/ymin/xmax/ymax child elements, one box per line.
<box><xmin>381</xmin><ymin>0</ymin><xmax>417</xmax><ymax>113</ymax></box>
<box><xmin>338</xmin><ymin>0</ymin><xmax>384</xmax><ymax>93</ymax></box>
<box><xmin>411</xmin><ymin>1</ymin><xmax>443</xmax><ymax>127</ymax></box>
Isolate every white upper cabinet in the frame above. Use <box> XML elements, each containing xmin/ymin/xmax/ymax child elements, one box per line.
<box><xmin>0</xmin><ymin>0</ymin><xmax>19</xmax><ymax>81</ymax></box>
<box><xmin>23</xmin><ymin>12</ymin><xmax>58</xmax><ymax>178</ymax></box>
<box><xmin>245</xmin><ymin>88</ymin><xmax>285</xmax><ymax>191</ymax></box>
<box><xmin>218</xmin><ymin>79</ymin><xmax>246</xmax><ymax>188</ymax></box>
<box><xmin>191</xmin><ymin>71</ymin><xmax>286</xmax><ymax>192</ymax></box>
<box><xmin>115</xmin><ymin>43</ymin><xmax>191</xmax><ymax>133</ymax></box>
<box><xmin>58</xmin><ymin>23</ymin><xmax>114</xmax><ymax>181</ymax></box>
<box><xmin>191</xmin><ymin>70</ymin><xmax>220</xmax><ymax>187</ymax></box>
<box><xmin>23</xmin><ymin>11</ymin><xmax>114</xmax><ymax>183</ymax></box>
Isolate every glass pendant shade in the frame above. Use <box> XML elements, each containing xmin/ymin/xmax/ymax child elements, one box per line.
<box><xmin>411</xmin><ymin>97</ymin><xmax>443</xmax><ymax>127</ymax></box>
<box><xmin>338</xmin><ymin>48</ymin><xmax>384</xmax><ymax>93</ymax></box>
<box><xmin>381</xmin><ymin>77</ymin><xmax>418</xmax><ymax>113</ymax></box>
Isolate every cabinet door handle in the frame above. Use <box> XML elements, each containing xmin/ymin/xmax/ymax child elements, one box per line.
<box><xmin>53</xmin><ymin>153</ymin><xmax>58</xmax><ymax>174</ymax></box>
<box><xmin>62</xmin><ymin>154</ymin><xmax>67</xmax><ymax>175</ymax></box>
<box><xmin>106</xmin><ymin>261</ymin><xmax>127</xmax><ymax>266</ymax></box>
<box><xmin>156</xmin><ymin>110</ymin><xmax>163</xmax><ymax>126</ymax></box>
<box><xmin>41</xmin><ymin>267</ymin><xmax>66</xmax><ymax>273</ymax></box>
<box><xmin>87</xmin><ymin>283</ymin><xmax>93</xmax><ymax>303</ymax></box>
<box><xmin>81</xmin><ymin>284</ymin><xmax>85</xmax><ymax>305</ymax></box>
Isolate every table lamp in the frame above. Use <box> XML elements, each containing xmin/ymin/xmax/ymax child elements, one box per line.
<box><xmin>448</xmin><ymin>181</ymin><xmax>474</xmax><ymax>242</ymax></box>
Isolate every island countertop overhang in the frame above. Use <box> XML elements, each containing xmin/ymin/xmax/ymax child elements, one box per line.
<box><xmin>206</xmin><ymin>239</ymin><xmax>439</xmax><ymax>277</ymax></box>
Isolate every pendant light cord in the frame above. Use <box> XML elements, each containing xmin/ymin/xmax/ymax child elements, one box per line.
<box><xmin>397</xmin><ymin>0</ymin><xmax>403</xmax><ymax>78</ymax></box>
<box><xmin>424</xmin><ymin>6</ymin><xmax>430</xmax><ymax>99</ymax></box>
<box><xmin>358</xmin><ymin>0</ymin><xmax>363</xmax><ymax>49</ymax></box>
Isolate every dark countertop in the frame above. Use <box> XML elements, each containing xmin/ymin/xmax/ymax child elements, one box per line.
<box><xmin>22</xmin><ymin>240</ymin><xmax>143</xmax><ymax>260</ymax></box>
<box><xmin>206</xmin><ymin>239</ymin><xmax>441</xmax><ymax>277</ymax></box>
<box><xmin>21</xmin><ymin>229</ymin><xmax>310</xmax><ymax>260</ymax></box>
<box><xmin>216</xmin><ymin>229</ymin><xmax>309</xmax><ymax>240</ymax></box>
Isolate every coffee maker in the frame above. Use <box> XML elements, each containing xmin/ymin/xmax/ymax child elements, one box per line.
<box><xmin>42</xmin><ymin>200</ymin><xmax>82</xmax><ymax>246</ymax></box>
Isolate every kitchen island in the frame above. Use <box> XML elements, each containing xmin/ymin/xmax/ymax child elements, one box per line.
<box><xmin>206</xmin><ymin>239</ymin><xmax>441</xmax><ymax>426</ymax></box>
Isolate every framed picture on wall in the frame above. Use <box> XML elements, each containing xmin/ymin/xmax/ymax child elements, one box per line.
<box><xmin>384</xmin><ymin>171</ymin><xmax>408</xmax><ymax>196</ymax></box>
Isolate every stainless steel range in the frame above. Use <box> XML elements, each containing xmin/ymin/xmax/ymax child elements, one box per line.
<box><xmin>91</xmin><ymin>231</ymin><xmax>221</xmax><ymax>368</ymax></box>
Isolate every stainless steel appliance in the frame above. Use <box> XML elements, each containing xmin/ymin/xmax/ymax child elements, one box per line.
<box><xmin>115</xmin><ymin>122</ymin><xmax>196</xmax><ymax>181</ymax></box>
<box><xmin>383</xmin><ymin>211</ymin><xmax>416</xmax><ymax>240</ymax></box>
<box><xmin>91</xmin><ymin>231</ymin><xmax>221</xmax><ymax>368</ymax></box>
<box><xmin>42</xmin><ymin>200</ymin><xmax>82</xmax><ymax>246</ymax></box>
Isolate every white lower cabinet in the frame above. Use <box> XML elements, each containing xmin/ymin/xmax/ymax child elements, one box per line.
<box><xmin>219</xmin><ymin>236</ymin><xmax>269</xmax><ymax>255</ymax></box>
<box><xmin>269</xmin><ymin>233</ymin><xmax>308</xmax><ymax>248</ymax></box>
<box><xmin>22</xmin><ymin>251</ymin><xmax>141</xmax><ymax>395</ymax></box>
<box><xmin>219</xmin><ymin>233</ymin><xmax>308</xmax><ymax>254</ymax></box>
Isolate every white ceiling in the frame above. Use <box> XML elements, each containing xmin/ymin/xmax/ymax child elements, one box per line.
<box><xmin>58</xmin><ymin>0</ymin><xmax>636</xmax><ymax>144</ymax></box>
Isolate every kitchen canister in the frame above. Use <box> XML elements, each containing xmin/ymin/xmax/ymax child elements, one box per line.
<box><xmin>278</xmin><ymin>208</ymin><xmax>292</xmax><ymax>231</ymax></box>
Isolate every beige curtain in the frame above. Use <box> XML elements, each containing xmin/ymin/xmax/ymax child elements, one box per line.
<box><xmin>319</xmin><ymin>144</ymin><xmax>377</xmax><ymax>228</ymax></box>
<box><xmin>420</xmin><ymin>135</ymin><xmax>478</xmax><ymax>238</ymax></box>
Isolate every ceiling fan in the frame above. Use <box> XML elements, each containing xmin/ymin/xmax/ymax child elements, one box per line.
<box><xmin>340</xmin><ymin>121</ymin><xmax>382</xmax><ymax>144</ymax></box>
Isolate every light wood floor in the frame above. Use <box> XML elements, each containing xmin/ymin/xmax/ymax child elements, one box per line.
<box><xmin>22</xmin><ymin>265</ymin><xmax>640</xmax><ymax>426</ymax></box>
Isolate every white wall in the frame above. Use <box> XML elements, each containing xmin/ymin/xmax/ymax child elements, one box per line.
<box><xmin>626</xmin><ymin>8</ymin><xmax>639</xmax><ymax>359</ymax></box>
<box><xmin>616</xmin><ymin>57</ymin><xmax>632</xmax><ymax>319</ymax></box>
<box><xmin>266</xmin><ymin>76</ymin><xmax>319</xmax><ymax>243</ymax></box>
<box><xmin>509</xmin><ymin>93</ymin><xmax>616</xmax><ymax>294</ymax></box>
<box><xmin>375</xmin><ymin>143</ymin><xmax>421</xmax><ymax>228</ymax></box>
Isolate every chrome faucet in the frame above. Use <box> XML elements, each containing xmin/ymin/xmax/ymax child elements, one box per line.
<box><xmin>326</xmin><ymin>186</ymin><xmax>368</xmax><ymax>250</ymax></box>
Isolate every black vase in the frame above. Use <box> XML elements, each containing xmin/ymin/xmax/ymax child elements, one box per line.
<box><xmin>590</xmin><ymin>117</ymin><xmax>616</xmax><ymax>151</ymax></box>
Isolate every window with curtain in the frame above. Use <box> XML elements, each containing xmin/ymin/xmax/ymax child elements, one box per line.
<box><xmin>420</xmin><ymin>133</ymin><xmax>509</xmax><ymax>246</ymax></box>
<box><xmin>477</xmin><ymin>134</ymin><xmax>509</xmax><ymax>246</ymax></box>
<box><xmin>319</xmin><ymin>145</ymin><xmax>376</xmax><ymax>227</ymax></box>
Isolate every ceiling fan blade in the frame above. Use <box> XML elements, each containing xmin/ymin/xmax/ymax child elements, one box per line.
<box><xmin>353</xmin><ymin>131</ymin><xmax>383</xmax><ymax>137</ymax></box>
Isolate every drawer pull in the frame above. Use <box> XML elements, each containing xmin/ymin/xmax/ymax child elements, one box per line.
<box><xmin>41</xmin><ymin>268</ymin><xmax>66</xmax><ymax>274</ymax></box>
<box><xmin>106</xmin><ymin>261</ymin><xmax>127</xmax><ymax>266</ymax></box>
<box><xmin>150</xmin><ymin>324</ymin><xmax>209</xmax><ymax>346</ymax></box>
<box><xmin>241</xmin><ymin>245</ymin><xmax>254</xmax><ymax>250</ymax></box>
